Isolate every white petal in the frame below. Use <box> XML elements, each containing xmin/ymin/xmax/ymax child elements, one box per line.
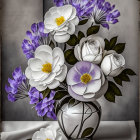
<box><xmin>52</xmin><ymin>47</ymin><xmax>64</xmax><ymax>66</ymax></box>
<box><xmin>35</xmin><ymin>45</ymin><xmax>52</xmax><ymax>56</ymax></box>
<box><xmin>101</xmin><ymin>55</ymin><xmax>112</xmax><ymax>75</ymax></box>
<box><xmin>35</xmin><ymin>51</ymin><xmax>52</xmax><ymax>64</ymax></box>
<box><xmin>55</xmin><ymin>31</ymin><xmax>67</xmax><ymax>36</ymax></box>
<box><xmin>89</xmin><ymin>64</ymin><xmax>101</xmax><ymax>80</ymax></box>
<box><xmin>83</xmin><ymin>92</ymin><xmax>95</xmax><ymax>99</ymax></box>
<box><xmin>54</xmin><ymin>33</ymin><xmax>70</xmax><ymax>43</ymax></box>
<box><xmin>55</xmin><ymin>65</ymin><xmax>67</xmax><ymax>82</ymax></box>
<box><xmin>91</xmin><ymin>36</ymin><xmax>105</xmax><ymax>49</ymax></box>
<box><xmin>70</xmin><ymin>16</ymin><xmax>79</xmax><ymax>25</ymax></box>
<box><xmin>42</xmin><ymin>73</ymin><xmax>56</xmax><ymax>84</ymax></box>
<box><xmin>31</xmin><ymin>71</ymin><xmax>47</xmax><ymax>81</ymax></box>
<box><xmin>68</xmin><ymin>7</ymin><xmax>77</xmax><ymax>20</ymax></box>
<box><xmin>29</xmin><ymin>79</ymin><xmax>39</xmax><ymax>87</ymax></box>
<box><xmin>71</xmin><ymin>83</ymin><xmax>87</xmax><ymax>95</ymax></box>
<box><xmin>25</xmin><ymin>67</ymin><xmax>32</xmax><ymax>79</ymax></box>
<box><xmin>83</xmin><ymin>55</ymin><xmax>96</xmax><ymax>62</ymax></box>
<box><xmin>67</xmin><ymin>23</ymin><xmax>75</xmax><ymax>35</ymax></box>
<box><xmin>57</xmin><ymin>5</ymin><xmax>73</xmax><ymax>20</ymax></box>
<box><xmin>29</xmin><ymin>58</ymin><xmax>43</xmax><ymax>71</ymax></box>
<box><xmin>36</xmin><ymin>85</ymin><xmax>48</xmax><ymax>91</ymax></box>
<box><xmin>47</xmin><ymin>80</ymin><xmax>60</xmax><ymax>89</ymax></box>
<box><xmin>85</xmin><ymin>79</ymin><xmax>101</xmax><ymax>93</ymax></box>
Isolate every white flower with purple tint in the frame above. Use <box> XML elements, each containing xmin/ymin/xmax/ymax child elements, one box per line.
<box><xmin>5</xmin><ymin>67</ymin><xmax>29</xmax><ymax>102</ymax></box>
<box><xmin>25</xmin><ymin>45</ymin><xmax>67</xmax><ymax>91</ymax></box>
<box><xmin>67</xmin><ymin>61</ymin><xmax>107</xmax><ymax>101</ymax></box>
<box><xmin>101</xmin><ymin>52</ymin><xmax>125</xmax><ymax>77</ymax></box>
<box><xmin>90</xmin><ymin>0</ymin><xmax>120</xmax><ymax>29</ymax></box>
<box><xmin>74</xmin><ymin>35</ymin><xmax>105</xmax><ymax>64</ymax></box>
<box><xmin>22</xmin><ymin>22</ymin><xmax>48</xmax><ymax>59</ymax></box>
<box><xmin>44</xmin><ymin>5</ymin><xmax>79</xmax><ymax>43</ymax></box>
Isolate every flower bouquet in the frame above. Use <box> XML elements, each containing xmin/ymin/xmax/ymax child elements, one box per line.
<box><xmin>5</xmin><ymin>0</ymin><xmax>136</xmax><ymax>139</ymax></box>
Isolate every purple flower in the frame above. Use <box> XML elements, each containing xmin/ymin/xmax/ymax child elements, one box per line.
<box><xmin>28</xmin><ymin>87</ymin><xmax>43</xmax><ymax>104</ymax></box>
<box><xmin>54</xmin><ymin>0</ymin><xmax>96</xmax><ymax>19</ymax></box>
<box><xmin>35</xmin><ymin>90</ymin><xmax>56</xmax><ymax>120</ymax></box>
<box><xmin>5</xmin><ymin>67</ymin><xmax>29</xmax><ymax>102</ymax></box>
<box><xmin>22</xmin><ymin>22</ymin><xmax>49</xmax><ymax>59</ymax></box>
<box><xmin>66</xmin><ymin>61</ymin><xmax>106</xmax><ymax>102</ymax></box>
<box><xmin>91</xmin><ymin>0</ymin><xmax>120</xmax><ymax>29</ymax></box>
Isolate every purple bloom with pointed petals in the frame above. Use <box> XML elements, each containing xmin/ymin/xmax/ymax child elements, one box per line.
<box><xmin>28</xmin><ymin>87</ymin><xmax>43</xmax><ymax>104</ymax></box>
<box><xmin>35</xmin><ymin>90</ymin><xmax>56</xmax><ymax>120</ymax></box>
<box><xmin>5</xmin><ymin>67</ymin><xmax>29</xmax><ymax>102</ymax></box>
<box><xmin>91</xmin><ymin>0</ymin><xmax>120</xmax><ymax>29</ymax></box>
<box><xmin>22</xmin><ymin>22</ymin><xmax>49</xmax><ymax>59</ymax></box>
<box><xmin>67</xmin><ymin>61</ymin><xmax>106</xmax><ymax>102</ymax></box>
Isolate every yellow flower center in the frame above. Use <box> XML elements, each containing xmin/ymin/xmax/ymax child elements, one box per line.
<box><xmin>81</xmin><ymin>73</ymin><xmax>92</xmax><ymax>84</ymax></box>
<box><xmin>55</xmin><ymin>16</ymin><xmax>65</xmax><ymax>26</ymax></box>
<box><xmin>42</xmin><ymin>63</ymin><xmax>52</xmax><ymax>73</ymax></box>
<box><xmin>46</xmin><ymin>139</ymin><xmax>51</xmax><ymax>140</ymax></box>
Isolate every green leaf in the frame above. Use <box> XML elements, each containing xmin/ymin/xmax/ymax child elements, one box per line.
<box><xmin>104</xmin><ymin>90</ymin><xmax>115</xmax><ymax>103</ymax></box>
<box><xmin>104</xmin><ymin>39</ymin><xmax>110</xmax><ymax>50</ymax></box>
<box><xmin>81</xmin><ymin>127</ymin><xmax>94</xmax><ymax>138</ymax></box>
<box><xmin>49</xmin><ymin>40</ymin><xmax>55</xmax><ymax>49</ymax></box>
<box><xmin>78</xmin><ymin>19</ymin><xmax>88</xmax><ymax>25</ymax></box>
<box><xmin>64</xmin><ymin>49</ymin><xmax>78</xmax><ymax>65</ymax></box>
<box><xmin>110</xmin><ymin>36</ymin><xmax>118</xmax><ymax>49</ymax></box>
<box><xmin>42</xmin><ymin>88</ymin><xmax>51</xmax><ymax>98</ymax></box>
<box><xmin>120</xmin><ymin>73</ymin><xmax>130</xmax><ymax>82</ymax></box>
<box><xmin>113</xmin><ymin>76</ymin><xmax>122</xmax><ymax>86</ymax></box>
<box><xmin>123</xmin><ymin>68</ymin><xmax>136</xmax><ymax>76</ymax></box>
<box><xmin>109</xmin><ymin>81</ymin><xmax>122</xmax><ymax>96</ymax></box>
<box><xmin>67</xmin><ymin>34</ymin><xmax>78</xmax><ymax>46</ymax></box>
<box><xmin>68</xmin><ymin>98</ymin><xmax>75</xmax><ymax>108</ymax></box>
<box><xmin>78</xmin><ymin>31</ymin><xmax>85</xmax><ymax>42</ymax></box>
<box><xmin>113</xmin><ymin>43</ymin><xmax>125</xmax><ymax>54</ymax></box>
<box><xmin>87</xmin><ymin>25</ymin><xmax>100</xmax><ymax>36</ymax></box>
<box><xmin>54</xmin><ymin>91</ymin><xmax>68</xmax><ymax>100</ymax></box>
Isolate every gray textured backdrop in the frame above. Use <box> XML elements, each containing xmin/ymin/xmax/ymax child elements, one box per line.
<box><xmin>1</xmin><ymin>0</ymin><xmax>139</xmax><ymax>121</ymax></box>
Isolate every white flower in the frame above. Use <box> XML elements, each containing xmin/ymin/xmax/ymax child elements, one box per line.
<box><xmin>44</xmin><ymin>5</ymin><xmax>79</xmax><ymax>43</ymax></box>
<box><xmin>25</xmin><ymin>45</ymin><xmax>67</xmax><ymax>91</ymax></box>
<box><xmin>74</xmin><ymin>35</ymin><xmax>105</xmax><ymax>64</ymax></box>
<box><xmin>32</xmin><ymin>125</ymin><xmax>66</xmax><ymax>140</ymax></box>
<box><xmin>101</xmin><ymin>52</ymin><xmax>125</xmax><ymax>77</ymax></box>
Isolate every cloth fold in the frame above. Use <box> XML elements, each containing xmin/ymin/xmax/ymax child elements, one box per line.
<box><xmin>0</xmin><ymin>121</ymin><xmax>136</xmax><ymax>140</ymax></box>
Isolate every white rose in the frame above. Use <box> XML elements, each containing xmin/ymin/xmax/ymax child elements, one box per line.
<box><xmin>44</xmin><ymin>5</ymin><xmax>79</xmax><ymax>43</ymax></box>
<box><xmin>25</xmin><ymin>45</ymin><xmax>67</xmax><ymax>91</ymax></box>
<box><xmin>74</xmin><ymin>35</ymin><xmax>105</xmax><ymax>64</ymax></box>
<box><xmin>32</xmin><ymin>125</ymin><xmax>67</xmax><ymax>140</ymax></box>
<box><xmin>101</xmin><ymin>53</ymin><xmax>125</xmax><ymax>77</ymax></box>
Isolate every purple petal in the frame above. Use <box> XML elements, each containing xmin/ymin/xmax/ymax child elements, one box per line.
<box><xmin>8</xmin><ymin>94</ymin><xmax>16</xmax><ymax>102</ymax></box>
<box><xmin>101</xmin><ymin>23</ymin><xmax>109</xmax><ymax>29</ymax></box>
<box><xmin>67</xmin><ymin>67</ymin><xmax>81</xmax><ymax>85</ymax></box>
<box><xmin>112</xmin><ymin>10</ymin><xmax>120</xmax><ymax>18</ymax></box>
<box><xmin>31</xmin><ymin>23</ymin><xmax>38</xmax><ymax>33</ymax></box>
<box><xmin>112</xmin><ymin>19</ymin><xmax>119</xmax><ymax>24</ymax></box>
<box><xmin>75</xmin><ymin>61</ymin><xmax>91</xmax><ymax>75</ymax></box>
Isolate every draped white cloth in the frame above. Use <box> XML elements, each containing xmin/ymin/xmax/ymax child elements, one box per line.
<box><xmin>0</xmin><ymin>121</ymin><xmax>136</xmax><ymax>140</ymax></box>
